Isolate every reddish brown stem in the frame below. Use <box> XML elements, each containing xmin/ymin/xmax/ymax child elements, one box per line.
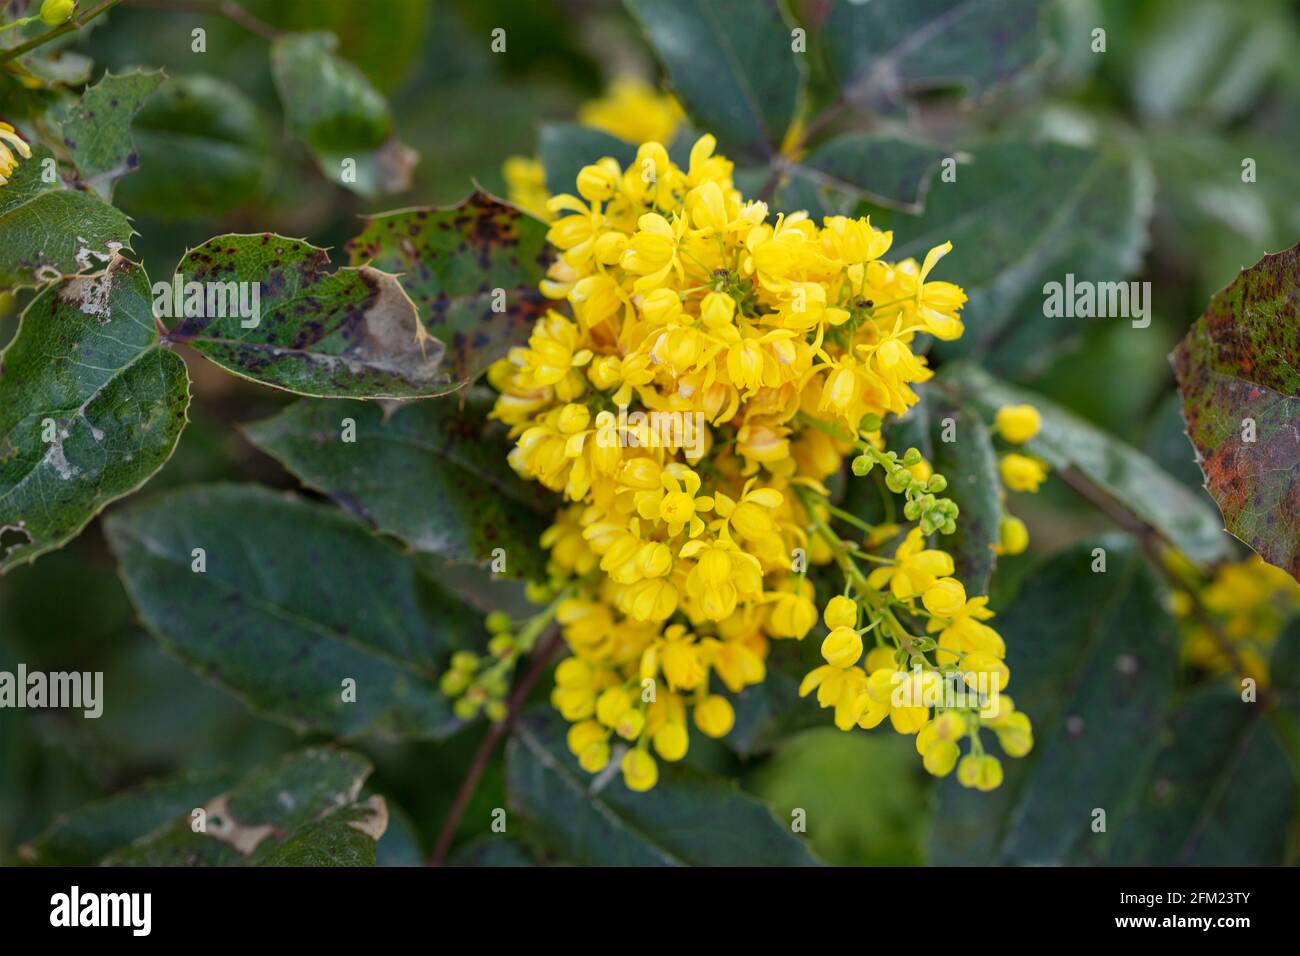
<box><xmin>427</xmin><ymin>628</ymin><xmax>562</xmax><ymax>866</ymax></box>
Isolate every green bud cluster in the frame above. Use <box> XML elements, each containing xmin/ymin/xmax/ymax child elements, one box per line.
<box><xmin>854</xmin><ymin>444</ymin><xmax>959</xmax><ymax>535</ymax></box>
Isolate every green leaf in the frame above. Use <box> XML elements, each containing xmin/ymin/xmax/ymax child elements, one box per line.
<box><xmin>626</xmin><ymin>0</ymin><xmax>804</xmax><ymax>161</ymax></box>
<box><xmin>103</xmin><ymin>748</ymin><xmax>386</xmax><ymax>866</ymax></box>
<box><xmin>104</xmin><ymin>484</ymin><xmax>472</xmax><ymax>739</ymax></box>
<box><xmin>53</xmin><ymin>69</ymin><xmax>164</xmax><ymax>200</ymax></box>
<box><xmin>116</xmin><ymin>74</ymin><xmax>271</xmax><ymax>218</ymax></box>
<box><xmin>775</xmin><ymin>134</ymin><xmax>949</xmax><ymax>216</ymax></box>
<box><xmin>824</xmin><ymin>0</ymin><xmax>1051</xmax><ymax>115</ymax></box>
<box><xmin>1108</xmin><ymin>684</ymin><xmax>1299</xmax><ymax>865</ymax></box>
<box><xmin>0</xmin><ymin>257</ymin><xmax>190</xmax><ymax>574</ymax></box>
<box><xmin>506</xmin><ymin>709</ymin><xmax>821</xmax><ymax>865</ymax></box>
<box><xmin>270</xmin><ymin>31</ymin><xmax>416</xmax><ymax>197</ymax></box>
<box><xmin>944</xmin><ymin>363</ymin><xmax>1235</xmax><ymax>570</ymax></box>
<box><xmin>893</xmin><ymin>140</ymin><xmax>1152</xmax><ymax>377</ymax></box>
<box><xmin>0</xmin><ymin>144</ymin><xmax>134</xmax><ymax>290</ymax></box>
<box><xmin>345</xmin><ymin>189</ymin><xmax>552</xmax><ymax>387</ymax></box>
<box><xmin>1173</xmin><ymin>244</ymin><xmax>1300</xmax><ymax>582</ymax></box>
<box><xmin>447</xmin><ymin>836</ymin><xmax>540</xmax><ymax>867</ymax></box>
<box><xmin>17</xmin><ymin>769</ymin><xmax>238</xmax><ymax>866</ymax></box>
<box><xmin>243</xmin><ymin>393</ymin><xmax>550</xmax><ymax>580</ymax></box>
<box><xmin>931</xmin><ymin>401</ymin><xmax>1001</xmax><ymax>595</ymax></box>
<box><xmin>539</xmin><ymin>122</ymin><xmax>637</xmax><ymax>196</ymax></box>
<box><xmin>928</xmin><ymin>539</ymin><xmax>1179</xmax><ymax>864</ymax></box>
<box><xmin>166</xmin><ymin>233</ymin><xmax>449</xmax><ymax>399</ymax></box>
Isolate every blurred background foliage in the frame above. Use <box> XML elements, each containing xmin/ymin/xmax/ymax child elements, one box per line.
<box><xmin>2</xmin><ymin>0</ymin><xmax>1298</xmax><ymax>865</ymax></box>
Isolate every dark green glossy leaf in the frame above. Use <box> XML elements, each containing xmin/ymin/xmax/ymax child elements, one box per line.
<box><xmin>345</xmin><ymin>189</ymin><xmax>552</xmax><ymax>386</ymax></box>
<box><xmin>447</xmin><ymin>835</ymin><xmax>539</xmax><ymax>867</ymax></box>
<box><xmin>0</xmin><ymin>257</ymin><xmax>190</xmax><ymax>574</ymax></box>
<box><xmin>243</xmin><ymin>393</ymin><xmax>549</xmax><ymax>580</ymax></box>
<box><xmin>103</xmin><ymin>748</ymin><xmax>385</xmax><ymax>866</ymax></box>
<box><xmin>167</xmin><ymin>233</ymin><xmax>448</xmax><ymax>399</ymax></box>
<box><xmin>0</xmin><ymin>144</ymin><xmax>134</xmax><ymax>290</ymax></box>
<box><xmin>776</xmin><ymin>134</ymin><xmax>948</xmax><ymax>216</ymax></box>
<box><xmin>931</xmin><ymin>401</ymin><xmax>1001</xmax><ymax>595</ymax></box>
<box><xmin>626</xmin><ymin>0</ymin><xmax>803</xmax><ymax>161</ymax></box>
<box><xmin>944</xmin><ymin>363</ymin><xmax>1235</xmax><ymax>570</ymax></box>
<box><xmin>104</xmin><ymin>484</ymin><xmax>472</xmax><ymax>739</ymax></box>
<box><xmin>245</xmin><ymin>392</ymin><xmax>551</xmax><ymax>580</ymax></box>
<box><xmin>928</xmin><ymin>539</ymin><xmax>1179</xmax><ymax>864</ymax></box>
<box><xmin>825</xmin><ymin>0</ymin><xmax>1051</xmax><ymax>115</ymax></box>
<box><xmin>116</xmin><ymin>74</ymin><xmax>271</xmax><ymax>218</ymax></box>
<box><xmin>17</xmin><ymin>769</ymin><xmax>238</xmax><ymax>866</ymax></box>
<box><xmin>1108</xmin><ymin>684</ymin><xmax>1298</xmax><ymax>865</ymax></box>
<box><xmin>893</xmin><ymin>140</ymin><xmax>1152</xmax><ymax>377</ymax></box>
<box><xmin>270</xmin><ymin>31</ymin><xmax>415</xmax><ymax>197</ymax></box>
<box><xmin>1173</xmin><ymin>244</ymin><xmax>1300</xmax><ymax>581</ymax></box>
<box><xmin>507</xmin><ymin>709</ymin><xmax>821</xmax><ymax>865</ymax></box>
<box><xmin>539</xmin><ymin>122</ymin><xmax>636</xmax><ymax>196</ymax></box>
<box><xmin>54</xmin><ymin>69</ymin><xmax>164</xmax><ymax>200</ymax></box>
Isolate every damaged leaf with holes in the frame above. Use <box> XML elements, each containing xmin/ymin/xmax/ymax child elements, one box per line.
<box><xmin>0</xmin><ymin>257</ymin><xmax>189</xmax><ymax>574</ymax></box>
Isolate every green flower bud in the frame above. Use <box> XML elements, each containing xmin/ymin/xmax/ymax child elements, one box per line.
<box><xmin>439</xmin><ymin>670</ymin><xmax>470</xmax><ymax>696</ymax></box>
<box><xmin>487</xmin><ymin>634</ymin><xmax>514</xmax><ymax>658</ymax></box>
<box><xmin>485</xmin><ymin>611</ymin><xmax>512</xmax><ymax>634</ymax></box>
<box><xmin>452</xmin><ymin>697</ymin><xmax>479</xmax><ymax>720</ymax></box>
<box><xmin>851</xmin><ymin>454</ymin><xmax>872</xmax><ymax>476</ymax></box>
<box><xmin>860</xmin><ymin>413</ymin><xmax>882</xmax><ymax>432</ymax></box>
<box><xmin>451</xmin><ymin>650</ymin><xmax>479</xmax><ymax>672</ymax></box>
<box><xmin>926</xmin><ymin>474</ymin><xmax>947</xmax><ymax>493</ymax></box>
<box><xmin>41</xmin><ymin>0</ymin><xmax>75</xmax><ymax>25</ymax></box>
<box><xmin>902</xmin><ymin>447</ymin><xmax>922</xmax><ymax>466</ymax></box>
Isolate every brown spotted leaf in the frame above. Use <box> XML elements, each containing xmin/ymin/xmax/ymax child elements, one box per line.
<box><xmin>1173</xmin><ymin>244</ymin><xmax>1300</xmax><ymax>581</ymax></box>
<box><xmin>166</xmin><ymin>234</ymin><xmax>454</xmax><ymax>399</ymax></box>
<box><xmin>345</xmin><ymin>189</ymin><xmax>552</xmax><ymax>387</ymax></box>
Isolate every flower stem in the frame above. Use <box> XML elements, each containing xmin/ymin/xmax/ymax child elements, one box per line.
<box><xmin>0</xmin><ymin>0</ymin><xmax>122</xmax><ymax>64</ymax></box>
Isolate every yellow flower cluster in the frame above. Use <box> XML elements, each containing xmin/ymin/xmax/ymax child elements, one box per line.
<box><xmin>1168</xmin><ymin>554</ymin><xmax>1300</xmax><ymax>684</ymax></box>
<box><xmin>487</xmin><ymin>129</ymin><xmax>1033</xmax><ymax>792</ymax></box>
<box><xmin>503</xmin><ymin>76</ymin><xmax>684</xmax><ymax>221</ymax></box>
<box><xmin>0</xmin><ymin>121</ymin><xmax>32</xmax><ymax>186</ymax></box>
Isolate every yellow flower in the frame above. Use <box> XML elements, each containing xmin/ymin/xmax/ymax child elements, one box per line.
<box><xmin>487</xmin><ymin>125</ymin><xmax>996</xmax><ymax>791</ymax></box>
<box><xmin>866</xmin><ymin>528</ymin><xmax>955</xmax><ymax>600</ymax></box>
<box><xmin>0</xmin><ymin>122</ymin><xmax>33</xmax><ymax>186</ymax></box>
<box><xmin>999</xmin><ymin>453</ymin><xmax>1048</xmax><ymax>493</ymax></box>
<box><xmin>503</xmin><ymin>155</ymin><xmax>552</xmax><ymax>221</ymax></box>
<box><xmin>994</xmin><ymin>404</ymin><xmax>1041</xmax><ymax>444</ymax></box>
<box><xmin>578</xmin><ymin>76</ymin><xmax>684</xmax><ymax>145</ymax></box>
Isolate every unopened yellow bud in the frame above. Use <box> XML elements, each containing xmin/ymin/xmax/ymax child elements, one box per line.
<box><xmin>1000</xmin><ymin>453</ymin><xmax>1048</xmax><ymax>493</ymax></box>
<box><xmin>621</xmin><ymin>748</ymin><xmax>659</xmax><ymax>791</ymax></box>
<box><xmin>693</xmin><ymin>695</ymin><xmax>734</xmax><ymax>738</ymax></box>
<box><xmin>922</xmin><ymin>739</ymin><xmax>960</xmax><ymax>777</ymax></box>
<box><xmin>41</xmin><ymin>0</ymin><xmax>75</xmax><ymax>25</ymax></box>
<box><xmin>595</xmin><ymin>686</ymin><xmax>632</xmax><ymax>727</ymax></box>
<box><xmin>958</xmin><ymin>753</ymin><xmax>1003</xmax><ymax>791</ymax></box>
<box><xmin>576</xmin><ymin>163</ymin><xmax>618</xmax><ymax>202</ymax></box>
<box><xmin>922</xmin><ymin>577</ymin><xmax>967</xmax><ymax>617</ymax></box>
<box><xmin>994</xmin><ymin>404</ymin><xmax>1041</xmax><ymax>444</ymax></box>
<box><xmin>823</xmin><ymin>595</ymin><xmax>858</xmax><ymax>630</ymax></box>
<box><xmin>653</xmin><ymin>721</ymin><xmax>688</xmax><ymax>761</ymax></box>
<box><xmin>997</xmin><ymin>514</ymin><xmax>1029</xmax><ymax>555</ymax></box>
<box><xmin>821</xmin><ymin>626</ymin><xmax>863</xmax><ymax>668</ymax></box>
<box><xmin>993</xmin><ymin>711</ymin><xmax>1034</xmax><ymax>757</ymax></box>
